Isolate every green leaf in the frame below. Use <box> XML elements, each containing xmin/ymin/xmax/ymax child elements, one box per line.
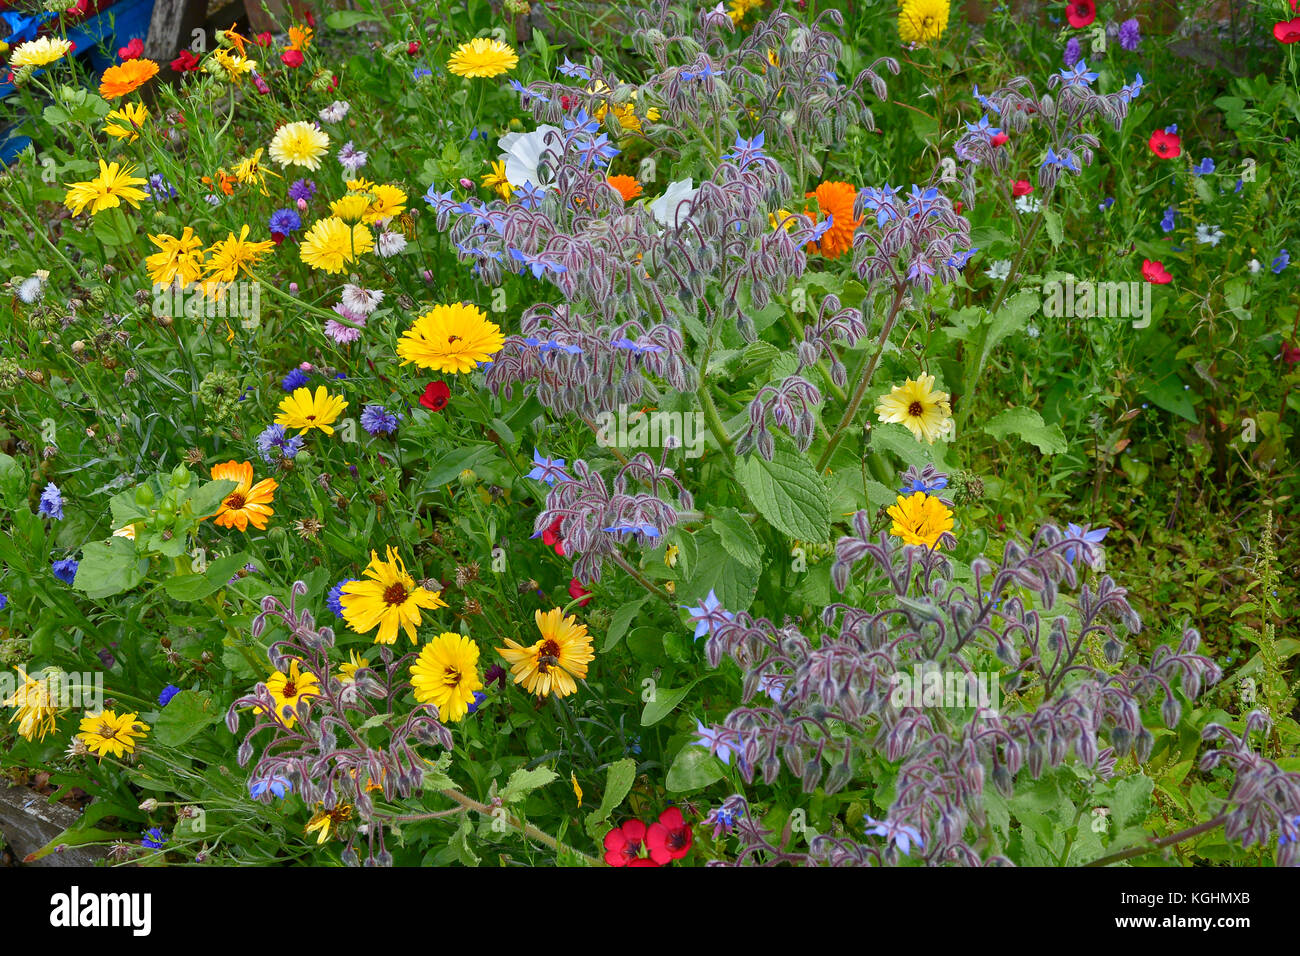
<box><xmin>152</xmin><ymin>690</ymin><xmax>219</xmax><ymax>747</ymax></box>
<box><xmin>665</xmin><ymin>746</ymin><xmax>726</xmax><ymax>792</ymax></box>
<box><xmin>978</xmin><ymin>290</ymin><xmax>1039</xmax><ymax>380</ymax></box>
<box><xmin>641</xmin><ymin>678</ymin><xmax>704</xmax><ymax>726</ymax></box>
<box><xmin>163</xmin><ymin>551</ymin><xmax>249</xmax><ymax>602</ymax></box>
<box><xmin>325</xmin><ymin>10</ymin><xmax>380</xmax><ymax>28</ymax></box>
<box><xmin>710</xmin><ymin>507</ymin><xmax>763</xmax><ymax>569</ymax></box>
<box><xmin>602</xmin><ymin>596</ymin><xmax>650</xmax><ymax>652</ymax></box>
<box><xmin>983</xmin><ymin>406</ymin><xmax>1068</xmax><ymax>455</ymax></box>
<box><xmin>676</xmin><ymin>528</ymin><xmax>758</xmax><ymax>612</ymax></box>
<box><xmin>186</xmin><ymin>478</ymin><xmax>239</xmax><ymax>522</ymax></box>
<box><xmin>1140</xmin><ymin>372</ymin><xmax>1197</xmax><ymax>423</ymax></box>
<box><xmin>734</xmin><ymin>441</ymin><xmax>831</xmax><ymax>542</ymax></box>
<box><xmin>583</xmin><ymin>758</ymin><xmax>637</xmax><ymax>841</ymax></box>
<box><xmin>1043</xmin><ymin>207</ymin><xmax>1064</xmax><ymax>247</ymax></box>
<box><xmin>29</xmin><ymin>825</ymin><xmax>129</xmax><ymax>862</ymax></box>
<box><xmin>0</xmin><ymin>453</ymin><xmax>25</xmax><ymax>509</ymax></box>
<box><xmin>420</xmin><ymin>445</ymin><xmax>494</xmax><ymax>492</ymax></box>
<box><xmin>73</xmin><ymin>537</ymin><xmax>149</xmax><ymax>599</ymax></box>
<box><xmin>422</xmin><ymin>752</ymin><xmax>456</xmax><ymax>790</ymax></box>
<box><xmin>500</xmin><ymin>766</ymin><xmax>559</xmax><ymax>803</ymax></box>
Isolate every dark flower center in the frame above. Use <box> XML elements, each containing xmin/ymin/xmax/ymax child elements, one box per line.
<box><xmin>226</xmin><ymin>493</ymin><xmax>246</xmax><ymax>510</ymax></box>
<box><xmin>282</xmin><ymin>680</ymin><xmax>297</xmax><ymax>697</ymax></box>
<box><xmin>443</xmin><ymin>666</ymin><xmax>461</xmax><ymax>687</ymax></box>
<box><xmin>383</xmin><ymin>582</ymin><xmax>408</xmax><ymax>606</ymax></box>
<box><xmin>667</xmin><ymin>830</ymin><xmax>688</xmax><ymax>850</ymax></box>
<box><xmin>908</xmin><ymin>400</ymin><xmax>924</xmax><ymax>417</ymax></box>
<box><xmin>537</xmin><ymin>639</ymin><xmax>561</xmax><ymax>672</ymax></box>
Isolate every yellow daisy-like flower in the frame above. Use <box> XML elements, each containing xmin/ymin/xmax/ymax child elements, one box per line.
<box><xmin>341</xmin><ymin>547</ymin><xmax>448</xmax><ymax>645</ymax></box>
<box><xmin>77</xmin><ymin>709</ymin><xmax>149</xmax><ymax>759</ymax></box>
<box><xmin>231</xmin><ymin>148</ymin><xmax>275</xmax><ymax>194</ymax></box>
<box><xmin>330</xmin><ymin>194</ymin><xmax>371</xmax><ymax>223</ymax></box>
<box><xmin>410</xmin><ymin>632</ymin><xmax>483</xmax><ymax>723</ymax></box>
<box><xmin>480</xmin><ymin>160</ymin><xmax>514</xmax><ymax>200</ymax></box>
<box><xmin>899</xmin><ymin>0</ymin><xmax>950</xmax><ymax>45</ymax></box>
<box><xmin>287</xmin><ymin>24</ymin><xmax>313</xmax><ymax>51</ymax></box>
<box><xmin>98</xmin><ymin>58</ymin><xmax>159</xmax><ymax>98</ymax></box>
<box><xmin>274</xmin><ymin>385</ymin><xmax>348</xmax><ymax>435</ymax></box>
<box><xmin>261</xmin><ymin>659</ymin><xmax>321</xmax><ymax>727</ymax></box>
<box><xmin>769</xmin><ymin>208</ymin><xmax>797</xmax><ymax>232</ymax></box>
<box><xmin>299</xmin><ymin>217</ymin><xmax>374</xmax><ymax>273</ymax></box>
<box><xmin>886</xmin><ymin>492</ymin><xmax>955</xmax><ymax>549</ymax></box>
<box><xmin>268</xmin><ymin>120</ymin><xmax>330</xmax><ymax>171</ymax></box>
<box><xmin>5</xmin><ymin>667</ymin><xmax>62</xmax><ymax>742</ymax></box>
<box><xmin>496</xmin><ymin>608</ymin><xmax>595</xmax><ymax>699</ymax></box>
<box><xmin>305</xmin><ymin>802</ymin><xmax>352</xmax><ymax>843</ymax></box>
<box><xmin>588</xmin><ymin>81</ymin><xmax>660</xmax><ymax>132</ymax></box>
<box><xmin>728</xmin><ymin>0</ymin><xmax>765</xmax><ymax>24</ymax></box>
<box><xmin>204</xmin><ymin>225</ymin><xmax>275</xmax><ymax>284</ymax></box>
<box><xmin>363</xmin><ymin>184</ymin><xmax>407</xmax><ymax>223</ymax></box>
<box><xmin>337</xmin><ymin>649</ymin><xmax>367</xmax><ymax>684</ymax></box>
<box><xmin>63</xmin><ymin>160</ymin><xmax>149</xmax><ymax>216</ymax></box>
<box><xmin>208</xmin><ymin>460</ymin><xmax>278</xmax><ymax>531</ymax></box>
<box><xmin>145</xmin><ymin>227</ymin><xmax>205</xmax><ymax>288</ymax></box>
<box><xmin>874</xmin><ymin>373</ymin><xmax>953</xmax><ymax>444</ymax></box>
<box><xmin>396</xmin><ymin>303</ymin><xmax>505</xmax><ymax>375</ymax></box>
<box><xmin>103</xmin><ymin>101</ymin><xmax>148</xmax><ymax>142</ymax></box>
<box><xmin>211</xmin><ymin>47</ymin><xmax>257</xmax><ymax>80</ymax></box>
<box><xmin>9</xmin><ymin>36</ymin><xmax>73</xmax><ymax>69</ymax></box>
<box><xmin>447</xmin><ymin>37</ymin><xmax>518</xmax><ymax>78</ymax></box>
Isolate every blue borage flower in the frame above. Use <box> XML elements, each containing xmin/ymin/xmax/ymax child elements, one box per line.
<box><xmin>557</xmin><ymin>57</ymin><xmax>590</xmax><ymax>80</ymax></box>
<box><xmin>602</xmin><ymin>522</ymin><xmax>660</xmax><ymax>537</ymax></box>
<box><xmin>972</xmin><ymin>84</ymin><xmax>1001</xmax><ymax>114</ymax></box>
<box><xmin>964</xmin><ymin>114</ymin><xmax>1002</xmax><ymax>141</ymax></box>
<box><xmin>900</xmin><ymin>474</ymin><xmax>949</xmax><ymax>495</ymax></box>
<box><xmin>685</xmin><ymin>588</ymin><xmax>733</xmax><ymax>640</ymax></box>
<box><xmin>509</xmin><ymin>246</ymin><xmax>567</xmax><ymax>278</ymax></box>
<box><xmin>1041</xmin><ymin>147</ymin><xmax>1081</xmax><ymax>174</ymax></box>
<box><xmin>1058</xmin><ymin>59</ymin><xmax>1098</xmax><ymax>89</ymax></box>
<box><xmin>1063</xmin><ymin>522</ymin><xmax>1110</xmax><ymax>565</ymax></box>
<box><xmin>722</xmin><ymin>131</ymin><xmax>766</xmax><ymax>170</ymax></box>
<box><xmin>1118</xmin><ymin>73</ymin><xmax>1144</xmax><ymax>103</ymax></box>
<box><xmin>693</xmin><ymin>720</ymin><xmax>735</xmax><ymax>764</ymax></box>
<box><xmin>249</xmin><ymin>774</ymin><xmax>293</xmax><ymax>799</ymax></box>
<box><xmin>860</xmin><ymin>184</ymin><xmax>902</xmax><ymax>227</ymax></box>
<box><xmin>863</xmin><ymin>816</ymin><xmax>924</xmax><ymax>856</ymax></box>
<box><xmin>526</xmin><ymin>449</ymin><xmax>571</xmax><ymax>485</ymax></box>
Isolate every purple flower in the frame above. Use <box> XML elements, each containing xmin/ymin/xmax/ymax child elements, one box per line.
<box><xmin>863</xmin><ymin>816</ymin><xmax>924</xmax><ymax>856</ymax></box>
<box><xmin>269</xmin><ymin>208</ymin><xmax>302</xmax><ymax>234</ymax></box>
<box><xmin>1160</xmin><ymin>207</ymin><xmax>1177</xmax><ymax>232</ymax></box>
<box><xmin>1063</xmin><ymin>37</ymin><xmax>1082</xmax><ymax>68</ymax></box>
<box><xmin>693</xmin><ymin>720</ymin><xmax>735</xmax><ymax>764</ymax></box>
<box><xmin>901</xmin><ymin>475</ymin><xmax>948</xmax><ymax>495</ymax></box>
<box><xmin>1118</xmin><ymin>18</ymin><xmax>1141</xmax><ymax>51</ymax></box>
<box><xmin>145</xmin><ymin>173</ymin><xmax>176</xmax><ymax>200</ymax></box>
<box><xmin>327</xmin><ymin>579</ymin><xmax>356</xmax><ymax>618</ymax></box>
<box><xmin>255</xmin><ymin>423</ymin><xmax>303</xmax><ymax>464</ymax></box>
<box><xmin>1064</xmin><ymin>522</ymin><xmax>1109</xmax><ymax>565</ymax></box>
<box><xmin>466</xmin><ymin>690</ymin><xmax>488</xmax><ymax>715</ymax></box>
<box><xmin>38</xmin><ymin>482</ymin><xmax>64</xmax><ymax>520</ymax></box>
<box><xmin>141</xmin><ymin>828</ymin><xmax>166</xmax><ymax>849</ymax></box>
<box><xmin>52</xmin><ymin>558</ymin><xmax>78</xmax><ymax>585</ymax></box>
<box><xmin>1272</xmin><ymin>249</ymin><xmax>1290</xmax><ymax>274</ymax></box>
<box><xmin>685</xmin><ymin>588</ymin><xmax>734</xmax><ymax>640</ymax></box>
<box><xmin>526</xmin><ymin>448</ymin><xmax>571</xmax><ymax>485</ymax></box>
<box><xmin>158</xmin><ymin>685</ymin><xmax>181</xmax><ymax>707</ymax></box>
<box><xmin>360</xmin><ymin>404</ymin><xmax>400</xmax><ymax>436</ymax></box>
<box><xmin>282</xmin><ymin>368</ymin><xmax>310</xmax><ymax>391</ymax></box>
<box><xmin>288</xmin><ymin>179</ymin><xmax>317</xmax><ymax>202</ymax></box>
<box><xmin>249</xmin><ymin>775</ymin><xmax>293</xmax><ymax>799</ymax></box>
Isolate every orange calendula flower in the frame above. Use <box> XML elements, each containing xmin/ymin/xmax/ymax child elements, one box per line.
<box><xmin>209</xmin><ymin>460</ymin><xmax>278</xmax><ymax>531</ymax></box>
<box><xmin>805</xmin><ymin>180</ymin><xmax>862</xmax><ymax>260</ymax></box>
<box><xmin>98</xmin><ymin>58</ymin><xmax>160</xmax><ymax>98</ymax></box>
<box><xmin>607</xmin><ymin>175</ymin><xmax>643</xmax><ymax>202</ymax></box>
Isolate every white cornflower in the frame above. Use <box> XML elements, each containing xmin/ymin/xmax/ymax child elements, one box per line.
<box><xmin>341</xmin><ymin>284</ymin><xmax>383</xmax><ymax>315</ymax></box>
<box><xmin>318</xmin><ymin>100</ymin><xmax>351</xmax><ymax>123</ymax></box>
<box><xmin>985</xmin><ymin>259</ymin><xmax>1012</xmax><ymax>281</ymax></box>
<box><xmin>1195</xmin><ymin>223</ymin><xmax>1224</xmax><ymax>246</ymax></box>
<box><xmin>376</xmin><ymin>231</ymin><xmax>407</xmax><ymax>257</ymax></box>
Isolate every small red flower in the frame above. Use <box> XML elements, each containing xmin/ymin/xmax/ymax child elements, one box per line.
<box><xmin>560</xmin><ymin>94</ymin><xmax>575</xmax><ymax>111</ymax></box>
<box><xmin>604</xmin><ymin>820</ymin><xmax>659</xmax><ymax>867</ymax></box>
<box><xmin>281</xmin><ymin>48</ymin><xmax>304</xmax><ymax>68</ymax></box>
<box><xmin>118</xmin><ymin>37</ymin><xmax>144</xmax><ymax>61</ymax></box>
<box><xmin>646</xmin><ymin>807</ymin><xmax>693</xmax><ymax>864</ymax></box>
<box><xmin>954</xmin><ymin>200</ymin><xmax>964</xmax><ymax>215</ymax></box>
<box><xmin>255</xmin><ymin>32</ymin><xmax>273</xmax><ymax>47</ymax></box>
<box><xmin>328</xmin><ymin>74</ymin><xmax>339</xmax><ymax>92</ymax></box>
<box><xmin>305</xmin><ymin>10</ymin><xmax>316</xmax><ymax>27</ymax></box>
<box><xmin>1281</xmin><ymin>342</ymin><xmax>1300</xmax><ymax>365</ymax></box>
<box><xmin>1012</xmin><ymin>179</ymin><xmax>1033</xmax><ymax>197</ymax></box>
<box><xmin>541</xmin><ymin>517</ymin><xmax>565</xmax><ymax>556</ymax></box>
<box><xmin>568</xmin><ymin>578</ymin><xmax>592</xmax><ymax>607</ymax></box>
<box><xmin>271</xmin><ymin>232</ymin><xmax>286</xmax><ymax>245</ymax></box>
<box><xmin>1066</xmin><ymin>0</ymin><xmax>1096</xmax><ymax>28</ymax></box>
<box><xmin>991</xmin><ymin>131</ymin><xmax>1008</xmax><ymax>147</ymax></box>
<box><xmin>407</xmin><ymin>40</ymin><xmax>421</xmax><ymax>55</ymax></box>
<box><xmin>1147</xmin><ymin>128</ymin><xmax>1181</xmax><ymax>159</ymax></box>
<box><xmin>1141</xmin><ymin>259</ymin><xmax>1172</xmax><ymax>284</ymax></box>
<box><xmin>1275</xmin><ymin>17</ymin><xmax>1300</xmax><ymax>43</ymax></box>
<box><xmin>170</xmin><ymin>49</ymin><xmax>200</xmax><ymax>73</ymax></box>
<box><xmin>419</xmin><ymin>381</ymin><xmax>450</xmax><ymax>412</ymax></box>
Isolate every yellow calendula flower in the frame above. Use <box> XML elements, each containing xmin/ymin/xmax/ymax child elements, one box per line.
<box><xmin>63</xmin><ymin>160</ymin><xmax>149</xmax><ymax>216</ymax></box>
<box><xmin>363</xmin><ymin>184</ymin><xmax>407</xmax><ymax>224</ymax></box>
<box><xmin>496</xmin><ymin>608</ymin><xmax>595</xmax><ymax>699</ymax></box>
<box><xmin>146</xmin><ymin>227</ymin><xmax>205</xmax><ymax>288</ymax></box>
<box><xmin>287</xmin><ymin>24</ymin><xmax>313</xmax><ymax>51</ymax></box>
<box><xmin>268</xmin><ymin>120</ymin><xmax>330</xmax><ymax>171</ymax></box>
<box><xmin>305</xmin><ymin>802</ymin><xmax>352</xmax><ymax>843</ymax></box>
<box><xmin>340</xmin><ymin>547</ymin><xmax>448</xmax><ymax>645</ymax></box>
<box><xmin>211</xmin><ymin>47</ymin><xmax>257</xmax><ymax>80</ymax></box>
<box><xmin>874</xmin><ymin>374</ymin><xmax>953</xmax><ymax>444</ymax></box>
<box><xmin>899</xmin><ymin>0</ymin><xmax>950</xmax><ymax>45</ymax></box>
<box><xmin>396</xmin><ymin>303</ymin><xmax>505</xmax><ymax>374</ymax></box>
<box><xmin>275</xmin><ymin>385</ymin><xmax>348</xmax><ymax>435</ymax></box>
<box><xmin>208</xmin><ymin>460</ymin><xmax>278</xmax><ymax>531</ymax></box>
<box><xmin>204</xmin><ymin>225</ymin><xmax>275</xmax><ymax>284</ymax></box>
<box><xmin>337</xmin><ymin>649</ymin><xmax>367</xmax><ymax>684</ymax></box>
<box><xmin>410</xmin><ymin>632</ymin><xmax>483</xmax><ymax>722</ymax></box>
<box><xmin>480</xmin><ymin>160</ymin><xmax>513</xmax><ymax>199</ymax></box>
<box><xmin>447</xmin><ymin>37</ymin><xmax>518</xmax><ymax>78</ymax></box>
<box><xmin>728</xmin><ymin>0</ymin><xmax>765</xmax><ymax>24</ymax></box>
<box><xmin>330</xmin><ymin>193</ymin><xmax>371</xmax><ymax>223</ymax></box>
<box><xmin>77</xmin><ymin>709</ymin><xmax>149</xmax><ymax>759</ymax></box>
<box><xmin>4</xmin><ymin>667</ymin><xmax>62</xmax><ymax>742</ymax></box>
<box><xmin>299</xmin><ymin>217</ymin><xmax>374</xmax><ymax>273</ymax></box>
<box><xmin>260</xmin><ymin>659</ymin><xmax>320</xmax><ymax>727</ymax></box>
<box><xmin>231</xmin><ymin>147</ymin><xmax>276</xmax><ymax>194</ymax></box>
<box><xmin>9</xmin><ymin>36</ymin><xmax>73</xmax><ymax>69</ymax></box>
<box><xmin>103</xmin><ymin>101</ymin><xmax>149</xmax><ymax>142</ymax></box>
<box><xmin>887</xmin><ymin>492</ymin><xmax>955</xmax><ymax>549</ymax></box>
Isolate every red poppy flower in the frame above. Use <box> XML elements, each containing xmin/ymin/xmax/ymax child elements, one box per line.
<box><xmin>328</xmin><ymin>74</ymin><xmax>339</xmax><ymax>92</ymax></box>
<box><xmin>1066</xmin><ymin>0</ymin><xmax>1095</xmax><ymax>28</ymax></box>
<box><xmin>568</xmin><ymin>578</ymin><xmax>592</xmax><ymax>607</ymax></box>
<box><xmin>419</xmin><ymin>381</ymin><xmax>450</xmax><ymax>412</ymax></box>
<box><xmin>1275</xmin><ymin>17</ymin><xmax>1300</xmax><ymax>43</ymax></box>
<box><xmin>118</xmin><ymin>37</ymin><xmax>143</xmax><ymax>60</ymax></box>
<box><xmin>255</xmin><ymin>32</ymin><xmax>273</xmax><ymax>47</ymax></box>
<box><xmin>281</xmin><ymin>48</ymin><xmax>304</xmax><ymax>68</ymax></box>
<box><xmin>1141</xmin><ymin>259</ymin><xmax>1172</xmax><ymax>284</ymax></box>
<box><xmin>541</xmin><ymin>517</ymin><xmax>565</xmax><ymax>556</ymax></box>
<box><xmin>304</xmin><ymin>10</ymin><xmax>316</xmax><ymax>27</ymax></box>
<box><xmin>646</xmin><ymin>807</ymin><xmax>693</xmax><ymax>864</ymax></box>
<box><xmin>1147</xmin><ymin>128</ymin><xmax>1181</xmax><ymax>159</ymax></box>
<box><xmin>170</xmin><ymin>49</ymin><xmax>200</xmax><ymax>73</ymax></box>
<box><xmin>1281</xmin><ymin>342</ymin><xmax>1300</xmax><ymax>365</ymax></box>
<box><xmin>1012</xmin><ymin>180</ymin><xmax>1033</xmax><ymax>197</ymax></box>
<box><xmin>407</xmin><ymin>40</ymin><xmax>421</xmax><ymax>55</ymax></box>
<box><xmin>991</xmin><ymin>131</ymin><xmax>1008</xmax><ymax>147</ymax></box>
<box><xmin>604</xmin><ymin>820</ymin><xmax>659</xmax><ymax>867</ymax></box>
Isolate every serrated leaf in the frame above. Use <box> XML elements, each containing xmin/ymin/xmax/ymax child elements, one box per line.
<box><xmin>734</xmin><ymin>441</ymin><xmax>830</xmax><ymax>542</ymax></box>
<box><xmin>1043</xmin><ymin>207</ymin><xmax>1064</xmax><ymax>247</ymax></box>
<box><xmin>583</xmin><ymin>758</ymin><xmax>637</xmax><ymax>841</ymax></box>
<box><xmin>983</xmin><ymin>406</ymin><xmax>1067</xmax><ymax>455</ymax></box>
<box><xmin>676</xmin><ymin>528</ymin><xmax>758</xmax><ymax>612</ymax></box>
<box><xmin>710</xmin><ymin>507</ymin><xmax>763</xmax><ymax>569</ymax></box>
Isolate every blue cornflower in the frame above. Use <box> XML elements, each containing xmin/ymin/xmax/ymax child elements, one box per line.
<box><xmin>1272</xmin><ymin>249</ymin><xmax>1290</xmax><ymax>274</ymax></box>
<box><xmin>1160</xmin><ymin>207</ymin><xmax>1177</xmax><ymax>233</ymax></box>
<box><xmin>1063</xmin><ymin>37</ymin><xmax>1082</xmax><ymax>68</ymax></box>
<box><xmin>1192</xmin><ymin>157</ymin><xmax>1215</xmax><ymax>176</ymax></box>
<box><xmin>158</xmin><ymin>685</ymin><xmax>181</xmax><ymax>707</ymax></box>
<box><xmin>38</xmin><ymin>482</ymin><xmax>64</xmax><ymax>520</ymax></box>
<box><xmin>1063</xmin><ymin>522</ymin><xmax>1109</xmax><ymax>565</ymax></box>
<box><xmin>722</xmin><ymin>131</ymin><xmax>766</xmax><ymax>169</ymax></box>
<box><xmin>1234</xmin><ymin>178</ymin><xmax>1244</xmax><ymax>193</ymax></box>
<box><xmin>327</xmin><ymin>579</ymin><xmax>357</xmax><ymax>618</ymax></box>
<box><xmin>282</xmin><ymin>367</ymin><xmax>310</xmax><ymax>391</ymax></box>
<box><xmin>685</xmin><ymin>588</ymin><xmax>734</xmax><ymax>640</ymax></box>
<box><xmin>255</xmin><ymin>423</ymin><xmax>303</xmax><ymax>464</ymax></box>
<box><xmin>526</xmin><ymin>448</ymin><xmax>571</xmax><ymax>485</ymax></box>
<box><xmin>0</xmin><ymin>593</ymin><xmax>7</xmax><ymax>611</ymax></box>
<box><xmin>141</xmin><ymin>828</ymin><xmax>166</xmax><ymax>850</ymax></box>
<box><xmin>52</xmin><ymin>558</ymin><xmax>78</xmax><ymax>585</ymax></box>
<box><xmin>1058</xmin><ymin>59</ymin><xmax>1098</xmax><ymax>89</ymax></box>
<box><xmin>628</xmin><ymin>735</ymin><xmax>642</xmax><ymax>755</ymax></box>
<box><xmin>412</xmin><ymin>67</ymin><xmax>432</xmax><ymax>79</ymax></box>
<box><xmin>863</xmin><ymin>816</ymin><xmax>924</xmax><ymax>856</ymax></box>
<box><xmin>360</xmin><ymin>404</ymin><xmax>400</xmax><ymax>436</ymax></box>
<box><xmin>249</xmin><ymin>775</ymin><xmax>293</xmax><ymax>799</ymax></box>
<box><xmin>288</xmin><ymin>179</ymin><xmax>317</xmax><ymax>202</ymax></box>
<box><xmin>466</xmin><ymin>691</ymin><xmax>488</xmax><ymax>715</ymax></box>
<box><xmin>1164</xmin><ymin>124</ymin><xmax>1178</xmax><ymax>134</ymax></box>
<box><xmin>269</xmin><ymin>207</ymin><xmax>301</xmax><ymax>234</ymax></box>
<box><xmin>693</xmin><ymin>720</ymin><xmax>734</xmax><ymax>764</ymax></box>
<box><xmin>558</xmin><ymin>57</ymin><xmax>591</xmax><ymax>80</ymax></box>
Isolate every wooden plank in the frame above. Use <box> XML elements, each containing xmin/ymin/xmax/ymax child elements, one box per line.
<box><xmin>142</xmin><ymin>0</ymin><xmax>208</xmax><ymax>63</ymax></box>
